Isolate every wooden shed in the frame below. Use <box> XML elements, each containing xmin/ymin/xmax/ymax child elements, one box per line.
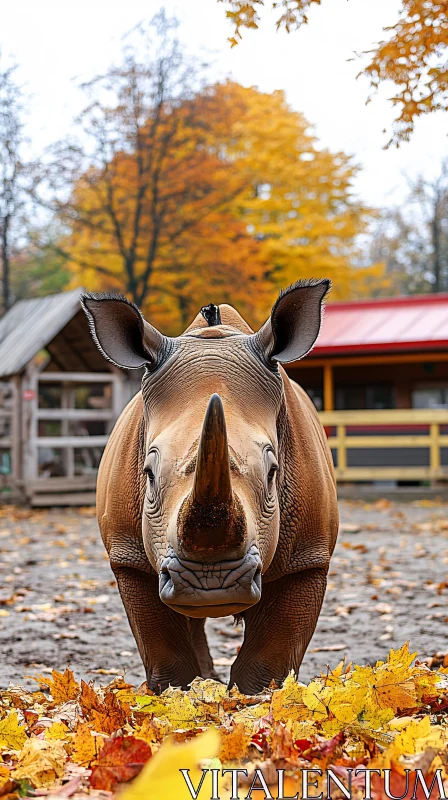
<box><xmin>0</xmin><ymin>289</ymin><xmax>139</xmax><ymax>506</ymax></box>
<box><xmin>288</xmin><ymin>293</ymin><xmax>448</xmax><ymax>485</ymax></box>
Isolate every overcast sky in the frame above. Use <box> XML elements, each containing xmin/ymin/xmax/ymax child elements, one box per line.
<box><xmin>1</xmin><ymin>0</ymin><xmax>446</xmax><ymax>209</ymax></box>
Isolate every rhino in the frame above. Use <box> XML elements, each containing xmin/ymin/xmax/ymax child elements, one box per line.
<box><xmin>81</xmin><ymin>279</ymin><xmax>338</xmax><ymax>694</ymax></box>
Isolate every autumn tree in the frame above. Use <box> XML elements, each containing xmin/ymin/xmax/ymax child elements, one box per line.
<box><xmin>0</xmin><ymin>56</ymin><xmax>28</xmax><ymax>313</ymax></box>
<box><xmin>368</xmin><ymin>161</ymin><xmax>448</xmax><ymax>294</ymax></box>
<box><xmin>43</xmin><ymin>16</ymin><xmax>383</xmax><ymax>332</ymax></box>
<box><xmin>198</xmin><ymin>81</ymin><xmax>384</xmax><ymax>307</ymax></box>
<box><xmin>218</xmin><ymin>0</ymin><xmax>448</xmax><ymax>145</ymax></box>
<box><xmin>35</xmin><ymin>12</ymin><xmax>266</xmax><ymax>331</ymax></box>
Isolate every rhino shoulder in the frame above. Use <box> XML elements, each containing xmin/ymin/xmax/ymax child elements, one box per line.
<box><xmin>96</xmin><ymin>391</ymin><xmax>151</xmax><ymax>572</ymax></box>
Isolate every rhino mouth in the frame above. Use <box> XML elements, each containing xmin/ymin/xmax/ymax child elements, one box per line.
<box><xmin>159</xmin><ymin>545</ymin><xmax>262</xmax><ymax>618</ymax></box>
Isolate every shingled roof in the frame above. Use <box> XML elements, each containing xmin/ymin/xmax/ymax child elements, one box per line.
<box><xmin>0</xmin><ymin>289</ymin><xmax>84</xmax><ymax>378</ymax></box>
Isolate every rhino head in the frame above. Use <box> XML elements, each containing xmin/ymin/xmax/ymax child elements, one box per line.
<box><xmin>81</xmin><ymin>280</ymin><xmax>329</xmax><ymax>618</ymax></box>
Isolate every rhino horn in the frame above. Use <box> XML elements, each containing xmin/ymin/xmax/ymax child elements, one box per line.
<box><xmin>192</xmin><ymin>393</ymin><xmax>232</xmax><ymax>507</ymax></box>
<box><xmin>179</xmin><ymin>394</ymin><xmax>245</xmax><ymax>555</ymax></box>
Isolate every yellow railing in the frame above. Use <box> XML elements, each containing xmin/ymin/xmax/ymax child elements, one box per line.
<box><xmin>319</xmin><ymin>409</ymin><xmax>448</xmax><ymax>482</ymax></box>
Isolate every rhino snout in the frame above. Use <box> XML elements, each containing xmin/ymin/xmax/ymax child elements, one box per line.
<box><xmin>159</xmin><ymin>545</ymin><xmax>262</xmax><ymax>618</ymax></box>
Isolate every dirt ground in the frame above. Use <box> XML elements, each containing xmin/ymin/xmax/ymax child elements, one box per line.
<box><xmin>0</xmin><ymin>498</ymin><xmax>447</xmax><ymax>689</ymax></box>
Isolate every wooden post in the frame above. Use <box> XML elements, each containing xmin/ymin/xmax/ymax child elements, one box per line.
<box><xmin>323</xmin><ymin>363</ymin><xmax>334</xmax><ymax>412</ymax></box>
<box><xmin>337</xmin><ymin>424</ymin><xmax>346</xmax><ymax>473</ymax></box>
<box><xmin>11</xmin><ymin>375</ymin><xmax>21</xmax><ymax>487</ymax></box>
<box><xmin>430</xmin><ymin>423</ymin><xmax>440</xmax><ymax>478</ymax></box>
<box><xmin>61</xmin><ymin>382</ymin><xmax>75</xmax><ymax>478</ymax></box>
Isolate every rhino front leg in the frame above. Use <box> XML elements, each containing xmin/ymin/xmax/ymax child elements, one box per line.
<box><xmin>229</xmin><ymin>568</ymin><xmax>327</xmax><ymax>694</ymax></box>
<box><xmin>113</xmin><ymin>566</ymin><xmax>201</xmax><ymax>693</ymax></box>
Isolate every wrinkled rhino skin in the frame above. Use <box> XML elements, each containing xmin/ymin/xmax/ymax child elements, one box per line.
<box><xmin>81</xmin><ymin>280</ymin><xmax>339</xmax><ymax>694</ymax></box>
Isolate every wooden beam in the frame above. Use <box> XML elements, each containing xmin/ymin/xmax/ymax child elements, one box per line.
<box><xmin>34</xmin><ymin>435</ymin><xmax>108</xmax><ymax>448</ymax></box>
<box><xmin>333</xmin><ymin>467</ymin><xmax>444</xmax><ymax>481</ymax></box>
<box><xmin>39</xmin><ymin>372</ymin><xmax>117</xmax><ymax>383</ymax></box>
<box><xmin>291</xmin><ymin>351</ymin><xmax>448</xmax><ymax>369</ymax></box>
<box><xmin>37</xmin><ymin>409</ymin><xmax>114</xmax><ymax>420</ymax></box>
<box><xmin>31</xmin><ymin>491</ymin><xmax>96</xmax><ymax>507</ymax></box>
<box><xmin>320</xmin><ymin>409</ymin><xmax>448</xmax><ymax>425</ymax></box>
<box><xmin>328</xmin><ymin>435</ymin><xmax>433</xmax><ymax>448</ymax></box>
<box><xmin>31</xmin><ymin>476</ymin><xmax>97</xmax><ymax>492</ymax></box>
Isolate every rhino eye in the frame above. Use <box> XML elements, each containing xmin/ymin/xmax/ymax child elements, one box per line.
<box><xmin>265</xmin><ymin>448</ymin><xmax>279</xmax><ymax>483</ymax></box>
<box><xmin>145</xmin><ymin>466</ymin><xmax>155</xmax><ymax>483</ymax></box>
<box><xmin>268</xmin><ymin>463</ymin><xmax>278</xmax><ymax>482</ymax></box>
<box><xmin>143</xmin><ymin>451</ymin><xmax>159</xmax><ymax>488</ymax></box>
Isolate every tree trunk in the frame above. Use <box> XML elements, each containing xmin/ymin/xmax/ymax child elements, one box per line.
<box><xmin>432</xmin><ymin>194</ymin><xmax>441</xmax><ymax>293</ymax></box>
<box><xmin>1</xmin><ymin>221</ymin><xmax>10</xmax><ymax>313</ymax></box>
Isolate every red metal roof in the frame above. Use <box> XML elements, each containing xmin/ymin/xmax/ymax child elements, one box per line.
<box><xmin>312</xmin><ymin>293</ymin><xmax>448</xmax><ymax>356</ymax></box>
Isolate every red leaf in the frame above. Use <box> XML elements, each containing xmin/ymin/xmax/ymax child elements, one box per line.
<box><xmin>294</xmin><ymin>738</ymin><xmax>313</xmax><ymax>754</ymax></box>
<box><xmin>89</xmin><ymin>735</ymin><xmax>151</xmax><ymax>792</ymax></box>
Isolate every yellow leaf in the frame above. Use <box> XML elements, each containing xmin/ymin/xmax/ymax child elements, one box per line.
<box><xmin>219</xmin><ymin>724</ymin><xmax>250</xmax><ymax>763</ymax></box>
<box><xmin>187</xmin><ymin>678</ymin><xmax>227</xmax><ymax>704</ymax></box>
<box><xmin>302</xmin><ymin>681</ymin><xmax>330</xmax><ymax>720</ymax></box>
<box><xmin>271</xmin><ymin>672</ymin><xmax>306</xmax><ymax>721</ymax></box>
<box><xmin>120</xmin><ymin>728</ymin><xmax>220</xmax><ymax>800</ymax></box>
<box><xmin>36</xmin><ymin>668</ymin><xmax>80</xmax><ymax>703</ymax></box>
<box><xmin>0</xmin><ymin>764</ymin><xmax>11</xmax><ymax>790</ymax></box>
<box><xmin>71</xmin><ymin>721</ymin><xmax>101</xmax><ymax>766</ymax></box>
<box><xmin>45</xmin><ymin>721</ymin><xmax>70</xmax><ymax>740</ymax></box>
<box><xmin>12</xmin><ymin>738</ymin><xmax>67</xmax><ymax>788</ymax></box>
<box><xmin>135</xmin><ymin>695</ymin><xmax>170</xmax><ymax>716</ymax></box>
<box><xmin>0</xmin><ymin>711</ymin><xmax>27</xmax><ymax>751</ymax></box>
<box><xmin>165</xmin><ymin>691</ymin><xmax>199</xmax><ymax>730</ymax></box>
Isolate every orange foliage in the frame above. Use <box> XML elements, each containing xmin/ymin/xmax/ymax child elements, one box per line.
<box><xmin>67</xmin><ymin>81</ymin><xmax>384</xmax><ymax>332</ymax></box>
<box><xmin>363</xmin><ymin>0</ymin><xmax>448</xmax><ymax>145</ymax></box>
<box><xmin>218</xmin><ymin>1</ymin><xmax>448</xmax><ymax>146</ymax></box>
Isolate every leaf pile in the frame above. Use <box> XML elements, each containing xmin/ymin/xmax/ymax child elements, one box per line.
<box><xmin>0</xmin><ymin>644</ymin><xmax>447</xmax><ymax>798</ymax></box>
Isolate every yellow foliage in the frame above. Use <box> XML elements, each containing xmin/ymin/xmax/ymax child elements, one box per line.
<box><xmin>0</xmin><ymin>711</ymin><xmax>27</xmax><ymax>751</ymax></box>
<box><xmin>11</xmin><ymin>738</ymin><xmax>67</xmax><ymax>787</ymax></box>
<box><xmin>1</xmin><ymin>644</ymin><xmax>447</xmax><ymax>796</ymax></box>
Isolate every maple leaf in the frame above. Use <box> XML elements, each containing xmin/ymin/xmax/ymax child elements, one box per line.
<box><xmin>79</xmin><ymin>680</ymin><xmax>126</xmax><ymax>735</ymax></box>
<box><xmin>119</xmin><ymin>728</ymin><xmax>220</xmax><ymax>800</ymax></box>
<box><xmin>89</xmin><ymin>735</ymin><xmax>151</xmax><ymax>792</ymax></box>
<box><xmin>44</xmin><ymin>721</ymin><xmax>70</xmax><ymax>740</ymax></box>
<box><xmin>0</xmin><ymin>712</ymin><xmax>27</xmax><ymax>751</ymax></box>
<box><xmin>271</xmin><ymin>672</ymin><xmax>307</xmax><ymax>722</ymax></box>
<box><xmin>71</xmin><ymin>721</ymin><xmax>102</xmax><ymax>766</ymax></box>
<box><xmin>35</xmin><ymin>668</ymin><xmax>80</xmax><ymax>703</ymax></box>
<box><xmin>219</xmin><ymin>723</ymin><xmax>250</xmax><ymax>763</ymax></box>
<box><xmin>11</xmin><ymin>738</ymin><xmax>67</xmax><ymax>788</ymax></box>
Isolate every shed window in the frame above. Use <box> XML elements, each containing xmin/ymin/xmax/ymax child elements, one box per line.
<box><xmin>413</xmin><ymin>385</ymin><xmax>448</xmax><ymax>409</ymax></box>
<box><xmin>335</xmin><ymin>384</ymin><xmax>394</xmax><ymax>410</ymax></box>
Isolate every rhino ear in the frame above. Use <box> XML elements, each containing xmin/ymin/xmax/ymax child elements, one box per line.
<box><xmin>80</xmin><ymin>293</ymin><xmax>168</xmax><ymax>370</ymax></box>
<box><xmin>254</xmin><ymin>279</ymin><xmax>330</xmax><ymax>364</ymax></box>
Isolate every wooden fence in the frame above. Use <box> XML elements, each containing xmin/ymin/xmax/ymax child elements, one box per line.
<box><xmin>320</xmin><ymin>409</ymin><xmax>448</xmax><ymax>482</ymax></box>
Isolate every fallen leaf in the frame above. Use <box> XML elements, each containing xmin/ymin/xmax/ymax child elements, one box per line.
<box><xmin>35</xmin><ymin>669</ymin><xmax>79</xmax><ymax>704</ymax></box>
<box><xmin>119</xmin><ymin>728</ymin><xmax>219</xmax><ymax>800</ymax></box>
<box><xmin>11</xmin><ymin>738</ymin><xmax>67</xmax><ymax>788</ymax></box>
<box><xmin>0</xmin><ymin>712</ymin><xmax>27</xmax><ymax>751</ymax></box>
<box><xmin>89</xmin><ymin>735</ymin><xmax>151</xmax><ymax>791</ymax></box>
